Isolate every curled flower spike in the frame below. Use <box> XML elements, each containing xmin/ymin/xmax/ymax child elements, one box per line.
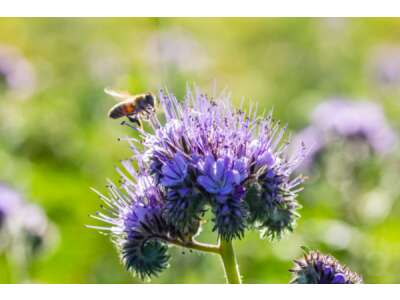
<box><xmin>91</xmin><ymin>86</ymin><xmax>307</xmax><ymax>280</ymax></box>
<box><xmin>290</xmin><ymin>249</ymin><xmax>363</xmax><ymax>284</ymax></box>
<box><xmin>90</xmin><ymin>170</ymin><xmax>181</xmax><ymax>279</ymax></box>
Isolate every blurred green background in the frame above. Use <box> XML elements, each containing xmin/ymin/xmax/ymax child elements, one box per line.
<box><xmin>0</xmin><ymin>18</ymin><xmax>400</xmax><ymax>283</ymax></box>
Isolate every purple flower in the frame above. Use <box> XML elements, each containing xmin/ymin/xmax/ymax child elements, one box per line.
<box><xmin>197</xmin><ymin>156</ymin><xmax>240</xmax><ymax>197</ymax></box>
<box><xmin>0</xmin><ymin>183</ymin><xmax>25</xmax><ymax>229</ymax></box>
<box><xmin>290</xmin><ymin>250</ymin><xmax>363</xmax><ymax>284</ymax></box>
<box><xmin>19</xmin><ymin>203</ymin><xmax>51</xmax><ymax>255</ymax></box>
<box><xmin>128</xmin><ymin>88</ymin><xmax>305</xmax><ymax>240</ymax></box>
<box><xmin>367</xmin><ymin>45</ymin><xmax>400</xmax><ymax>86</ymax></box>
<box><xmin>90</xmin><ymin>171</ymin><xmax>174</xmax><ymax>279</ymax></box>
<box><xmin>0</xmin><ymin>183</ymin><xmax>53</xmax><ymax>255</ymax></box>
<box><xmin>294</xmin><ymin>99</ymin><xmax>397</xmax><ymax>170</ymax></box>
<box><xmin>161</xmin><ymin>153</ymin><xmax>188</xmax><ymax>187</ymax></box>
<box><xmin>292</xmin><ymin>126</ymin><xmax>325</xmax><ymax>171</ymax></box>
<box><xmin>197</xmin><ymin>155</ymin><xmax>248</xmax><ymax>239</ymax></box>
<box><xmin>312</xmin><ymin>99</ymin><xmax>396</xmax><ymax>154</ymax></box>
<box><xmin>162</xmin><ymin>154</ymin><xmax>204</xmax><ymax>237</ymax></box>
<box><xmin>92</xmin><ymin>86</ymin><xmax>307</xmax><ymax>278</ymax></box>
<box><xmin>0</xmin><ymin>46</ymin><xmax>36</xmax><ymax>99</ymax></box>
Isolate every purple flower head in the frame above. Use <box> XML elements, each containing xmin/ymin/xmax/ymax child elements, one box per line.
<box><xmin>92</xmin><ymin>86</ymin><xmax>307</xmax><ymax>279</ymax></box>
<box><xmin>294</xmin><ymin>99</ymin><xmax>397</xmax><ymax>170</ymax></box>
<box><xmin>292</xmin><ymin>126</ymin><xmax>325</xmax><ymax>171</ymax></box>
<box><xmin>125</xmin><ymin>87</ymin><xmax>305</xmax><ymax>241</ymax></box>
<box><xmin>161</xmin><ymin>153</ymin><xmax>188</xmax><ymax>187</ymax></box>
<box><xmin>368</xmin><ymin>45</ymin><xmax>400</xmax><ymax>86</ymax></box>
<box><xmin>0</xmin><ymin>183</ymin><xmax>25</xmax><ymax>228</ymax></box>
<box><xmin>90</xmin><ymin>166</ymin><xmax>177</xmax><ymax>279</ymax></box>
<box><xmin>290</xmin><ymin>249</ymin><xmax>363</xmax><ymax>284</ymax></box>
<box><xmin>19</xmin><ymin>203</ymin><xmax>51</xmax><ymax>255</ymax></box>
<box><xmin>197</xmin><ymin>155</ymin><xmax>242</xmax><ymax>196</ymax></box>
<box><xmin>0</xmin><ymin>183</ymin><xmax>53</xmax><ymax>255</ymax></box>
<box><xmin>0</xmin><ymin>46</ymin><xmax>36</xmax><ymax>99</ymax></box>
<box><xmin>249</xmin><ymin>139</ymin><xmax>276</xmax><ymax>171</ymax></box>
<box><xmin>312</xmin><ymin>99</ymin><xmax>396</xmax><ymax>154</ymax></box>
<box><xmin>197</xmin><ymin>155</ymin><xmax>247</xmax><ymax>239</ymax></box>
<box><xmin>162</xmin><ymin>153</ymin><xmax>204</xmax><ymax>237</ymax></box>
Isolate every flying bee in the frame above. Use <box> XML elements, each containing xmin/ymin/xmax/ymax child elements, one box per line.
<box><xmin>105</xmin><ymin>88</ymin><xmax>156</xmax><ymax>128</ymax></box>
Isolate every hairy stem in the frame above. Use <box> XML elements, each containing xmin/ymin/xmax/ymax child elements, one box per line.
<box><xmin>219</xmin><ymin>238</ymin><xmax>242</xmax><ymax>284</ymax></box>
<box><xmin>167</xmin><ymin>238</ymin><xmax>220</xmax><ymax>255</ymax></box>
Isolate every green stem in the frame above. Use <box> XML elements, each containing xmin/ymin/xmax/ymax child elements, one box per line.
<box><xmin>168</xmin><ymin>237</ymin><xmax>242</xmax><ymax>283</ymax></box>
<box><xmin>219</xmin><ymin>238</ymin><xmax>242</xmax><ymax>284</ymax></box>
<box><xmin>167</xmin><ymin>238</ymin><xmax>220</xmax><ymax>255</ymax></box>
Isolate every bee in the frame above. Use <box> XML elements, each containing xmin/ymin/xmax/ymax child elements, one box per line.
<box><xmin>105</xmin><ymin>88</ymin><xmax>156</xmax><ymax>127</ymax></box>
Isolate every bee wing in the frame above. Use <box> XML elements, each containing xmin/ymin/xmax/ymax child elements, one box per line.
<box><xmin>104</xmin><ymin>88</ymin><xmax>132</xmax><ymax>101</ymax></box>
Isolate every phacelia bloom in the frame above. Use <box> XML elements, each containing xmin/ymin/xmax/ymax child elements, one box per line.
<box><xmin>90</xmin><ymin>167</ymin><xmax>182</xmax><ymax>279</ymax></box>
<box><xmin>92</xmin><ymin>86</ymin><xmax>306</xmax><ymax>278</ymax></box>
<box><xmin>294</xmin><ymin>99</ymin><xmax>397</xmax><ymax>170</ymax></box>
<box><xmin>290</xmin><ymin>250</ymin><xmax>363</xmax><ymax>284</ymax></box>
<box><xmin>292</xmin><ymin>126</ymin><xmax>325</xmax><ymax>171</ymax></box>
<box><xmin>18</xmin><ymin>203</ymin><xmax>52</xmax><ymax>255</ymax></box>
<box><xmin>0</xmin><ymin>46</ymin><xmax>36</xmax><ymax>99</ymax></box>
<box><xmin>0</xmin><ymin>183</ymin><xmax>25</xmax><ymax>230</ymax></box>
<box><xmin>367</xmin><ymin>45</ymin><xmax>400</xmax><ymax>86</ymax></box>
<box><xmin>0</xmin><ymin>183</ymin><xmax>53</xmax><ymax>255</ymax></box>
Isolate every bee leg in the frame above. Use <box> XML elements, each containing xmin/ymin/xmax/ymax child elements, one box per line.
<box><xmin>127</xmin><ymin>115</ymin><xmax>142</xmax><ymax>128</ymax></box>
<box><xmin>144</xmin><ymin>108</ymin><xmax>153</xmax><ymax>115</ymax></box>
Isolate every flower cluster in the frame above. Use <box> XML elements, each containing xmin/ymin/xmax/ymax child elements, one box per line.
<box><xmin>92</xmin><ymin>87</ymin><xmax>306</xmax><ymax>278</ymax></box>
<box><xmin>368</xmin><ymin>45</ymin><xmax>400</xmax><ymax>86</ymax></box>
<box><xmin>0</xmin><ymin>183</ymin><xmax>54</xmax><ymax>256</ymax></box>
<box><xmin>294</xmin><ymin>99</ymin><xmax>397</xmax><ymax>170</ymax></box>
<box><xmin>290</xmin><ymin>249</ymin><xmax>362</xmax><ymax>284</ymax></box>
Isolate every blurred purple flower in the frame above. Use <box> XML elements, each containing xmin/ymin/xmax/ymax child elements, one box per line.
<box><xmin>292</xmin><ymin>126</ymin><xmax>325</xmax><ymax>171</ymax></box>
<box><xmin>367</xmin><ymin>45</ymin><xmax>400</xmax><ymax>86</ymax></box>
<box><xmin>313</xmin><ymin>99</ymin><xmax>396</xmax><ymax>153</ymax></box>
<box><xmin>20</xmin><ymin>204</ymin><xmax>49</xmax><ymax>239</ymax></box>
<box><xmin>0</xmin><ymin>46</ymin><xmax>36</xmax><ymax>99</ymax></box>
<box><xmin>0</xmin><ymin>183</ymin><xmax>53</xmax><ymax>255</ymax></box>
<box><xmin>0</xmin><ymin>183</ymin><xmax>25</xmax><ymax>228</ymax></box>
<box><xmin>294</xmin><ymin>99</ymin><xmax>397</xmax><ymax>170</ymax></box>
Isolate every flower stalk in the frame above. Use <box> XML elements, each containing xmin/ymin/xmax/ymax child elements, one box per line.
<box><xmin>219</xmin><ymin>238</ymin><xmax>241</xmax><ymax>284</ymax></box>
<box><xmin>169</xmin><ymin>237</ymin><xmax>241</xmax><ymax>283</ymax></box>
<box><xmin>167</xmin><ymin>238</ymin><xmax>220</xmax><ymax>255</ymax></box>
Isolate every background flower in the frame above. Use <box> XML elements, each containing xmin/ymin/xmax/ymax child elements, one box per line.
<box><xmin>0</xmin><ymin>183</ymin><xmax>58</xmax><ymax>282</ymax></box>
<box><xmin>293</xmin><ymin>98</ymin><xmax>397</xmax><ymax>171</ymax></box>
<box><xmin>0</xmin><ymin>45</ymin><xmax>36</xmax><ymax>99</ymax></box>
